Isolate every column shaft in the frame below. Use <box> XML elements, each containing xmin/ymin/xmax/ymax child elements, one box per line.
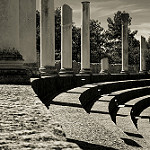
<box><xmin>121</xmin><ymin>14</ymin><xmax>129</xmax><ymax>74</ymax></box>
<box><xmin>139</xmin><ymin>36</ymin><xmax>147</xmax><ymax>74</ymax></box>
<box><xmin>59</xmin><ymin>4</ymin><xmax>73</xmax><ymax>76</ymax></box>
<box><xmin>80</xmin><ymin>1</ymin><xmax>91</xmax><ymax>75</ymax></box>
<box><xmin>40</xmin><ymin>0</ymin><xmax>57</xmax><ymax>76</ymax></box>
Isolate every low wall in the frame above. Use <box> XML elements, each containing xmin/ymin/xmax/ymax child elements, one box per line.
<box><xmin>55</xmin><ymin>61</ymin><xmax>139</xmax><ymax>74</ymax></box>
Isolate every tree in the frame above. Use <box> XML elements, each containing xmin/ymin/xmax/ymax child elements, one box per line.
<box><xmin>128</xmin><ymin>30</ymin><xmax>140</xmax><ymax>65</ymax></box>
<box><xmin>36</xmin><ymin>10</ymin><xmax>40</xmax><ymax>52</ymax></box>
<box><xmin>145</xmin><ymin>37</ymin><xmax>150</xmax><ymax>70</ymax></box>
<box><xmin>55</xmin><ymin>7</ymin><xmax>61</xmax><ymax>60</ymax></box>
<box><xmin>90</xmin><ymin>19</ymin><xmax>105</xmax><ymax>63</ymax></box>
<box><xmin>72</xmin><ymin>25</ymin><xmax>81</xmax><ymax>61</ymax></box>
<box><xmin>105</xmin><ymin>11</ymin><xmax>139</xmax><ymax>64</ymax></box>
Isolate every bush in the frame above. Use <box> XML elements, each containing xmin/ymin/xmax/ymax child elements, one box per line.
<box><xmin>0</xmin><ymin>48</ymin><xmax>24</xmax><ymax>61</ymax></box>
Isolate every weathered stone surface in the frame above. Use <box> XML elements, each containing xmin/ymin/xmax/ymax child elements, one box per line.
<box><xmin>62</xmin><ymin>4</ymin><xmax>72</xmax><ymax>26</ymax></box>
<box><xmin>19</xmin><ymin>0</ymin><xmax>36</xmax><ymax>63</ymax></box>
<box><xmin>121</xmin><ymin>13</ymin><xmax>129</xmax><ymax>74</ymax></box>
<box><xmin>60</xmin><ymin>4</ymin><xmax>73</xmax><ymax>75</ymax></box>
<box><xmin>0</xmin><ymin>0</ymin><xmax>19</xmax><ymax>50</ymax></box>
<box><xmin>39</xmin><ymin>0</ymin><xmax>57</xmax><ymax>76</ymax></box>
<box><xmin>100</xmin><ymin>57</ymin><xmax>109</xmax><ymax>74</ymax></box>
<box><xmin>140</xmin><ymin>36</ymin><xmax>147</xmax><ymax>73</ymax></box>
<box><xmin>80</xmin><ymin>1</ymin><xmax>91</xmax><ymax>74</ymax></box>
<box><xmin>0</xmin><ymin>85</ymin><xmax>80</xmax><ymax>149</ymax></box>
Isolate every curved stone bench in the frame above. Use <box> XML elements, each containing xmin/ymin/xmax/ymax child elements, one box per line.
<box><xmin>116</xmin><ymin>95</ymin><xmax>150</xmax><ymax>149</ymax></box>
<box><xmin>50</xmin><ymin>87</ymin><xmax>144</xmax><ymax>150</ymax></box>
<box><xmin>131</xmin><ymin>97</ymin><xmax>150</xmax><ymax>128</ymax></box>
<box><xmin>79</xmin><ymin>79</ymin><xmax>150</xmax><ymax>113</ymax></box>
<box><xmin>138</xmin><ymin>107</ymin><xmax>150</xmax><ymax>148</ymax></box>
<box><xmin>31</xmin><ymin>77</ymin><xmax>150</xmax><ymax>149</ymax></box>
<box><xmin>90</xmin><ymin>94</ymin><xmax>149</xmax><ymax>149</ymax></box>
<box><xmin>31</xmin><ymin>74</ymin><xmax>150</xmax><ymax>108</ymax></box>
<box><xmin>109</xmin><ymin>86</ymin><xmax>150</xmax><ymax>123</ymax></box>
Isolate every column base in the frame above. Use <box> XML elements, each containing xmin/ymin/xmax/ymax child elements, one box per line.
<box><xmin>139</xmin><ymin>70</ymin><xmax>148</xmax><ymax>74</ymax></box>
<box><xmin>59</xmin><ymin>68</ymin><xmax>74</xmax><ymax>77</ymax></box>
<box><xmin>79</xmin><ymin>68</ymin><xmax>91</xmax><ymax>76</ymax></box>
<box><xmin>100</xmin><ymin>70</ymin><xmax>110</xmax><ymax>75</ymax></box>
<box><xmin>120</xmin><ymin>70</ymin><xmax>129</xmax><ymax>75</ymax></box>
<box><xmin>39</xmin><ymin>66</ymin><xmax>58</xmax><ymax>77</ymax></box>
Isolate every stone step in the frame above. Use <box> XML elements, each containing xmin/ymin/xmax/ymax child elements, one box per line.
<box><xmin>131</xmin><ymin>100</ymin><xmax>150</xmax><ymax>149</ymax></box>
<box><xmin>79</xmin><ymin>79</ymin><xmax>150</xmax><ymax>113</ymax></box>
<box><xmin>116</xmin><ymin>96</ymin><xmax>150</xmax><ymax>149</ymax></box>
<box><xmin>138</xmin><ymin>110</ymin><xmax>150</xmax><ymax>149</ymax></box>
<box><xmin>130</xmin><ymin>97</ymin><xmax>150</xmax><ymax>128</ymax></box>
<box><xmin>51</xmin><ymin>87</ymin><xmax>142</xmax><ymax>150</ymax></box>
<box><xmin>108</xmin><ymin>86</ymin><xmax>150</xmax><ymax>123</ymax></box>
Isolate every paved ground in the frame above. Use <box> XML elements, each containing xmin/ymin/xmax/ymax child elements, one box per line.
<box><xmin>0</xmin><ymin>84</ymin><xmax>149</xmax><ymax>150</ymax></box>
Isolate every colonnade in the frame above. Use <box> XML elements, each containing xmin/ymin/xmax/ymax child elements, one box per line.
<box><xmin>0</xmin><ymin>0</ymin><xmax>148</xmax><ymax>76</ymax></box>
<box><xmin>39</xmin><ymin>0</ymin><xmax>92</xmax><ymax>76</ymax></box>
<box><xmin>40</xmin><ymin>0</ymin><xmax>148</xmax><ymax>76</ymax></box>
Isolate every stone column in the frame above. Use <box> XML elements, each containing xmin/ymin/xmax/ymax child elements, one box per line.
<box><xmin>100</xmin><ymin>57</ymin><xmax>109</xmax><ymax>74</ymax></box>
<box><xmin>0</xmin><ymin>0</ymin><xmax>19</xmax><ymax>50</ymax></box>
<box><xmin>19</xmin><ymin>0</ymin><xmax>36</xmax><ymax>64</ymax></box>
<box><xmin>139</xmin><ymin>36</ymin><xmax>147</xmax><ymax>74</ymax></box>
<box><xmin>121</xmin><ymin>13</ymin><xmax>129</xmax><ymax>74</ymax></box>
<box><xmin>39</xmin><ymin>0</ymin><xmax>57</xmax><ymax>76</ymax></box>
<box><xmin>79</xmin><ymin>1</ymin><xmax>91</xmax><ymax>75</ymax></box>
<box><xmin>59</xmin><ymin>4</ymin><xmax>73</xmax><ymax>76</ymax></box>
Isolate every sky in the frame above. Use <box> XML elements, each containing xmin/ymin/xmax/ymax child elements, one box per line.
<box><xmin>36</xmin><ymin>0</ymin><xmax>150</xmax><ymax>40</ymax></box>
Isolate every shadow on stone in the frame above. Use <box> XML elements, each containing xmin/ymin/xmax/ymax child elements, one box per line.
<box><xmin>124</xmin><ymin>132</ymin><xmax>143</xmax><ymax>138</ymax></box>
<box><xmin>130</xmin><ymin>97</ymin><xmax>150</xmax><ymax>128</ymax></box>
<box><xmin>121</xmin><ymin>138</ymin><xmax>142</xmax><ymax>147</ymax></box>
<box><xmin>67</xmin><ymin>138</ymin><xmax>118</xmax><ymax>150</ymax></box>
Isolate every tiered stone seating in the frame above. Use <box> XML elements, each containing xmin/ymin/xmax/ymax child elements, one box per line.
<box><xmin>138</xmin><ymin>107</ymin><xmax>150</xmax><ymax>147</ymax></box>
<box><xmin>78</xmin><ymin>79</ymin><xmax>150</xmax><ymax>149</ymax></box>
<box><xmin>108</xmin><ymin>86</ymin><xmax>150</xmax><ymax>123</ymax></box>
<box><xmin>131</xmin><ymin>97</ymin><xmax>150</xmax><ymax>128</ymax></box>
<box><xmin>116</xmin><ymin>95</ymin><xmax>150</xmax><ymax>148</ymax></box>
<box><xmin>79</xmin><ymin>79</ymin><xmax>150</xmax><ymax>113</ymax></box>
<box><xmin>32</xmin><ymin>77</ymin><xmax>150</xmax><ymax>149</ymax></box>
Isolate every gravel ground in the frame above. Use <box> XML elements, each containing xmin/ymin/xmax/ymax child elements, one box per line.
<box><xmin>0</xmin><ymin>85</ymin><xmax>80</xmax><ymax>150</ymax></box>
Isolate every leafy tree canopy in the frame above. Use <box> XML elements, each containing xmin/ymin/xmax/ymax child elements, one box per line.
<box><xmin>36</xmin><ymin>9</ymin><xmax>140</xmax><ymax>65</ymax></box>
<box><xmin>105</xmin><ymin>11</ymin><xmax>139</xmax><ymax>64</ymax></box>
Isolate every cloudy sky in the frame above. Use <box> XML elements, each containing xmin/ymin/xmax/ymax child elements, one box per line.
<box><xmin>37</xmin><ymin>0</ymin><xmax>150</xmax><ymax>40</ymax></box>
